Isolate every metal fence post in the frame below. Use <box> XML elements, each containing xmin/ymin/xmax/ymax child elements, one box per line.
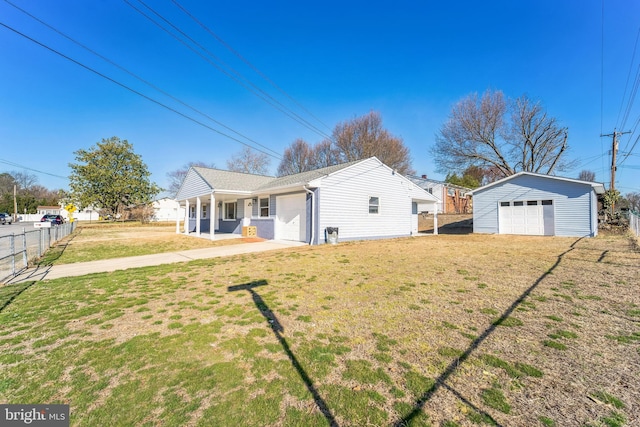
<box><xmin>22</xmin><ymin>228</ymin><xmax>27</xmax><ymax>269</ymax></box>
<box><xmin>10</xmin><ymin>234</ymin><xmax>15</xmax><ymax>276</ymax></box>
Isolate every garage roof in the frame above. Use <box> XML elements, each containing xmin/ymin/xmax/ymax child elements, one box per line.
<box><xmin>470</xmin><ymin>172</ymin><xmax>606</xmax><ymax>195</ymax></box>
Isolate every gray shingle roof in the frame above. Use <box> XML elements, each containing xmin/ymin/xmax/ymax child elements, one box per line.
<box><xmin>192</xmin><ymin>167</ymin><xmax>275</xmax><ymax>192</ymax></box>
<box><xmin>193</xmin><ymin>160</ymin><xmax>362</xmax><ymax>193</ymax></box>
<box><xmin>255</xmin><ymin>160</ymin><xmax>362</xmax><ymax>191</ymax></box>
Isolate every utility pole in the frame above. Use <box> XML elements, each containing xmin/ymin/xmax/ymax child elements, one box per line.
<box><xmin>601</xmin><ymin>129</ymin><xmax>630</xmax><ymax>215</ymax></box>
<box><xmin>13</xmin><ymin>184</ymin><xmax>18</xmax><ymax>222</ymax></box>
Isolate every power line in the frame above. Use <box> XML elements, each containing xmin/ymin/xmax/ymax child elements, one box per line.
<box><xmin>619</xmin><ymin>133</ymin><xmax>640</xmax><ymax>166</ymax></box>
<box><xmin>0</xmin><ymin>158</ymin><xmax>67</xmax><ymax>180</ymax></box>
<box><xmin>124</xmin><ymin>0</ymin><xmax>332</xmax><ymax>141</ymax></box>
<box><xmin>170</xmin><ymin>0</ymin><xmax>332</xmax><ymax>134</ymax></box>
<box><xmin>2</xmin><ymin>0</ymin><xmax>282</xmax><ymax>158</ymax></box>
<box><xmin>0</xmin><ymin>20</ymin><xmax>282</xmax><ymax>161</ymax></box>
<box><xmin>615</xmin><ymin>27</ymin><xmax>640</xmax><ymax>131</ymax></box>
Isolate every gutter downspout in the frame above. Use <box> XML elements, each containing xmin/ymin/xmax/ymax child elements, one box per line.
<box><xmin>303</xmin><ymin>186</ymin><xmax>314</xmax><ymax>245</ymax></box>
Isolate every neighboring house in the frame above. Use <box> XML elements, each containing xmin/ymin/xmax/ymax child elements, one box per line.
<box><xmin>36</xmin><ymin>206</ymin><xmax>61</xmax><ymax>216</ymax></box>
<box><xmin>151</xmin><ymin>197</ymin><xmax>185</xmax><ymax>222</ymax></box>
<box><xmin>175</xmin><ymin>157</ymin><xmax>440</xmax><ymax>244</ymax></box>
<box><xmin>408</xmin><ymin>175</ymin><xmax>473</xmax><ymax>213</ymax></box>
<box><xmin>470</xmin><ymin>172</ymin><xmax>605</xmax><ymax>237</ymax></box>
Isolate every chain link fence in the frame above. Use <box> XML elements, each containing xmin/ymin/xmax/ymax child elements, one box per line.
<box><xmin>0</xmin><ymin>222</ymin><xmax>76</xmax><ymax>283</ymax></box>
<box><xmin>629</xmin><ymin>210</ymin><xmax>640</xmax><ymax>237</ymax></box>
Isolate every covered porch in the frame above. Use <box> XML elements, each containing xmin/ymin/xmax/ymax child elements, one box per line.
<box><xmin>175</xmin><ymin>192</ymin><xmax>272</xmax><ymax>240</ymax></box>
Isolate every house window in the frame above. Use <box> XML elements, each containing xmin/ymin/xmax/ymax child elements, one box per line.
<box><xmin>224</xmin><ymin>202</ymin><xmax>237</xmax><ymax>220</ymax></box>
<box><xmin>189</xmin><ymin>205</ymin><xmax>196</xmax><ymax>218</ymax></box>
<box><xmin>369</xmin><ymin>196</ymin><xmax>379</xmax><ymax>214</ymax></box>
<box><xmin>427</xmin><ymin>188</ymin><xmax>433</xmax><ymax>194</ymax></box>
<box><xmin>202</xmin><ymin>204</ymin><xmax>208</xmax><ymax>219</ymax></box>
<box><xmin>260</xmin><ymin>197</ymin><xmax>269</xmax><ymax>217</ymax></box>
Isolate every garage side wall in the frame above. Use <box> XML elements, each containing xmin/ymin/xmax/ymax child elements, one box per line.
<box><xmin>473</xmin><ymin>175</ymin><xmax>596</xmax><ymax>237</ymax></box>
<box><xmin>316</xmin><ymin>160</ymin><xmax>414</xmax><ymax>242</ymax></box>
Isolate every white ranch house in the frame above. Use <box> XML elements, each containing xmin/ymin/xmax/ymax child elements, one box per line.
<box><xmin>175</xmin><ymin>157</ymin><xmax>439</xmax><ymax>244</ymax></box>
<box><xmin>471</xmin><ymin>172</ymin><xmax>605</xmax><ymax>237</ymax></box>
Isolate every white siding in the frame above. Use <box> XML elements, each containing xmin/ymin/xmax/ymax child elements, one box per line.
<box><xmin>315</xmin><ymin>158</ymin><xmax>416</xmax><ymax>241</ymax></box>
<box><xmin>473</xmin><ymin>175</ymin><xmax>597</xmax><ymax>237</ymax></box>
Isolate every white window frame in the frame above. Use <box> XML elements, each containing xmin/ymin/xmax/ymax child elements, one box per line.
<box><xmin>189</xmin><ymin>205</ymin><xmax>196</xmax><ymax>219</ymax></box>
<box><xmin>259</xmin><ymin>197</ymin><xmax>270</xmax><ymax>218</ymax></box>
<box><xmin>224</xmin><ymin>201</ymin><xmax>237</xmax><ymax>220</ymax></box>
<box><xmin>369</xmin><ymin>196</ymin><xmax>379</xmax><ymax>214</ymax></box>
<box><xmin>202</xmin><ymin>204</ymin><xmax>208</xmax><ymax>219</ymax></box>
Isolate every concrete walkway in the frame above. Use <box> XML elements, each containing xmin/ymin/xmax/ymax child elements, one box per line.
<box><xmin>5</xmin><ymin>240</ymin><xmax>307</xmax><ymax>284</ymax></box>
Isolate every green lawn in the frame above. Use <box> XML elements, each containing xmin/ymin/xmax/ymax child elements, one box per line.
<box><xmin>2</xmin><ymin>233</ymin><xmax>638</xmax><ymax>426</ymax></box>
<box><xmin>37</xmin><ymin>222</ymin><xmax>251</xmax><ymax>265</ymax></box>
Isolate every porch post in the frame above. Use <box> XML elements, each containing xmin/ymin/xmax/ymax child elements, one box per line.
<box><xmin>175</xmin><ymin>201</ymin><xmax>180</xmax><ymax>234</ymax></box>
<box><xmin>184</xmin><ymin>199</ymin><xmax>189</xmax><ymax>234</ymax></box>
<box><xmin>210</xmin><ymin>193</ymin><xmax>215</xmax><ymax>240</ymax></box>
<box><xmin>433</xmin><ymin>207</ymin><xmax>438</xmax><ymax>235</ymax></box>
<box><xmin>196</xmin><ymin>196</ymin><xmax>201</xmax><ymax>236</ymax></box>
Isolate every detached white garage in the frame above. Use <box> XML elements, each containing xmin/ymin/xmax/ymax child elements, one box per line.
<box><xmin>471</xmin><ymin>172</ymin><xmax>605</xmax><ymax>237</ymax></box>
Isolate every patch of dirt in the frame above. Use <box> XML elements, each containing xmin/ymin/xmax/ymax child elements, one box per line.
<box><xmin>419</xmin><ymin>213</ymin><xmax>473</xmax><ymax>234</ymax></box>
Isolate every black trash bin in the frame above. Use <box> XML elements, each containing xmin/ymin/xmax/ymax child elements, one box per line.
<box><xmin>326</xmin><ymin>227</ymin><xmax>339</xmax><ymax>244</ymax></box>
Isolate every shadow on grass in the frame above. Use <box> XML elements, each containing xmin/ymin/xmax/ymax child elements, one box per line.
<box><xmin>394</xmin><ymin>237</ymin><xmax>585</xmax><ymax>426</ymax></box>
<box><xmin>0</xmin><ymin>280</ymin><xmax>36</xmax><ymax>313</ymax></box>
<box><xmin>420</xmin><ymin>218</ymin><xmax>473</xmax><ymax>235</ymax></box>
<box><xmin>36</xmin><ymin>230</ymin><xmax>79</xmax><ymax>267</ymax></box>
<box><xmin>228</xmin><ymin>280</ymin><xmax>339</xmax><ymax>427</ymax></box>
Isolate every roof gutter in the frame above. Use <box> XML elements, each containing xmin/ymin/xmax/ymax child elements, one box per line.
<box><xmin>303</xmin><ymin>185</ymin><xmax>315</xmax><ymax>245</ymax></box>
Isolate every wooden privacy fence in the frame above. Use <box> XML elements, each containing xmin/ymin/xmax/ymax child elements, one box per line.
<box><xmin>0</xmin><ymin>222</ymin><xmax>76</xmax><ymax>283</ymax></box>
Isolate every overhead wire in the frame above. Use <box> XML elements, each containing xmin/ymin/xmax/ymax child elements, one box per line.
<box><xmin>125</xmin><ymin>0</ymin><xmax>333</xmax><ymax>141</ymax></box>
<box><xmin>0</xmin><ymin>158</ymin><xmax>67</xmax><ymax>180</ymax></box>
<box><xmin>2</xmin><ymin>0</ymin><xmax>281</xmax><ymax>158</ymax></box>
<box><xmin>170</xmin><ymin>0</ymin><xmax>332</xmax><ymax>134</ymax></box>
<box><xmin>615</xmin><ymin>27</ymin><xmax>640</xmax><ymax>131</ymax></box>
<box><xmin>0</xmin><ymin>21</ymin><xmax>282</xmax><ymax>161</ymax></box>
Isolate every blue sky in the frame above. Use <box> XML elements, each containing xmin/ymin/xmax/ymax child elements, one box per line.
<box><xmin>1</xmin><ymin>0</ymin><xmax>639</xmax><ymax>195</ymax></box>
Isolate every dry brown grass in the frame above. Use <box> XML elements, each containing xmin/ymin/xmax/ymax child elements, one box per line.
<box><xmin>3</xmin><ymin>232</ymin><xmax>639</xmax><ymax>426</ymax></box>
<box><xmin>43</xmin><ymin>222</ymin><xmax>256</xmax><ymax>264</ymax></box>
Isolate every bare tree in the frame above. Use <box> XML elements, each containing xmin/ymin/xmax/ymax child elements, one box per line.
<box><xmin>166</xmin><ymin>161</ymin><xmax>216</xmax><ymax>197</ymax></box>
<box><xmin>277</xmin><ymin>139</ymin><xmax>342</xmax><ymax>176</ymax></box>
<box><xmin>626</xmin><ymin>191</ymin><xmax>640</xmax><ymax>211</ymax></box>
<box><xmin>578</xmin><ymin>170</ymin><xmax>596</xmax><ymax>182</ymax></box>
<box><xmin>227</xmin><ymin>147</ymin><xmax>270</xmax><ymax>175</ymax></box>
<box><xmin>277</xmin><ymin>139</ymin><xmax>314</xmax><ymax>177</ymax></box>
<box><xmin>433</xmin><ymin>90</ymin><xmax>572</xmax><ymax>180</ymax></box>
<box><xmin>332</xmin><ymin>111</ymin><xmax>414</xmax><ymax>175</ymax></box>
<box><xmin>277</xmin><ymin>111</ymin><xmax>413</xmax><ymax>176</ymax></box>
<box><xmin>311</xmin><ymin>139</ymin><xmax>339</xmax><ymax>169</ymax></box>
<box><xmin>11</xmin><ymin>171</ymin><xmax>38</xmax><ymax>191</ymax></box>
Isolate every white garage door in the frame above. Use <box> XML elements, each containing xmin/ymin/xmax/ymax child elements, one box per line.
<box><xmin>499</xmin><ymin>200</ymin><xmax>554</xmax><ymax>236</ymax></box>
<box><xmin>276</xmin><ymin>193</ymin><xmax>307</xmax><ymax>242</ymax></box>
